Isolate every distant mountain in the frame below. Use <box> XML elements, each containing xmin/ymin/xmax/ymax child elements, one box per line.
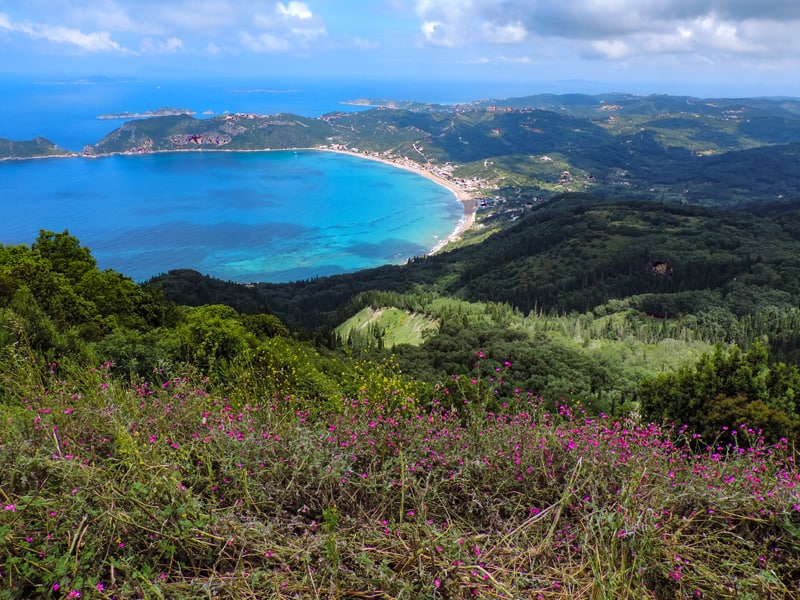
<box><xmin>1</xmin><ymin>91</ymin><xmax>796</xmax><ymax>210</ymax></box>
<box><xmin>80</xmin><ymin>93</ymin><xmax>800</xmax><ymax>207</ymax></box>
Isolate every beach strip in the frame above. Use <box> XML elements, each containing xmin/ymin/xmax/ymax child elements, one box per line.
<box><xmin>315</xmin><ymin>147</ymin><xmax>477</xmax><ymax>253</ymax></box>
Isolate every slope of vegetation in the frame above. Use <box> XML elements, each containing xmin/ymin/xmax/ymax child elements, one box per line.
<box><xmin>1</xmin><ymin>225</ymin><xmax>800</xmax><ymax>598</ymax></box>
<box><xmin>76</xmin><ymin>92</ymin><xmax>800</xmax><ymax>208</ymax></box>
<box><xmin>0</xmin><ymin>137</ymin><xmax>70</xmax><ymax>159</ymax></box>
<box><xmin>336</xmin><ymin>306</ymin><xmax>439</xmax><ymax>348</ymax></box>
<box><xmin>6</xmin><ymin>91</ymin><xmax>800</xmax><ymax>597</ymax></box>
<box><xmin>153</xmin><ymin>195</ymin><xmax>800</xmax><ymax>358</ymax></box>
<box><xmin>2</xmin><ymin>361</ymin><xmax>798</xmax><ymax>598</ymax></box>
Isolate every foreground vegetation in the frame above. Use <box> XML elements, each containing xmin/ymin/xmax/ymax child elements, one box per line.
<box><xmin>1</xmin><ymin>357</ymin><xmax>798</xmax><ymax>599</ymax></box>
<box><xmin>1</xmin><ymin>228</ymin><xmax>800</xmax><ymax>598</ymax></box>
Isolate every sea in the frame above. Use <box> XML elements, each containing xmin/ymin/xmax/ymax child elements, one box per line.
<box><xmin>0</xmin><ymin>76</ymin><xmax>581</xmax><ymax>282</ymax></box>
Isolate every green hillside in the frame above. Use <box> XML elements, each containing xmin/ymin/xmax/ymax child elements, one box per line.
<box><xmin>4</xmin><ymin>93</ymin><xmax>800</xmax><ymax>597</ymax></box>
<box><xmin>152</xmin><ymin>194</ymin><xmax>800</xmax><ymax>344</ymax></box>
<box><xmin>0</xmin><ymin>136</ymin><xmax>71</xmax><ymax>159</ymax></box>
<box><xmin>336</xmin><ymin>306</ymin><xmax>439</xmax><ymax>348</ymax></box>
<box><xmin>73</xmin><ymin>92</ymin><xmax>800</xmax><ymax>208</ymax></box>
<box><xmin>1</xmin><ymin>229</ymin><xmax>799</xmax><ymax>598</ymax></box>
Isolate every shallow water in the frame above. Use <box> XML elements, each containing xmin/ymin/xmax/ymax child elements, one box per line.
<box><xmin>0</xmin><ymin>150</ymin><xmax>462</xmax><ymax>282</ymax></box>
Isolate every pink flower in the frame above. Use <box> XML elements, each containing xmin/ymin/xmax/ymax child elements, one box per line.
<box><xmin>3</xmin><ymin>504</ymin><xmax>15</xmax><ymax>512</ymax></box>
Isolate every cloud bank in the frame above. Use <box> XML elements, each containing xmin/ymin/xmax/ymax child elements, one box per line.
<box><xmin>1</xmin><ymin>0</ymin><xmax>799</xmax><ymax>91</ymax></box>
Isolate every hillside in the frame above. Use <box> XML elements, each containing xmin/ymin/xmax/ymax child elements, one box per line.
<box><xmin>73</xmin><ymin>92</ymin><xmax>800</xmax><ymax>209</ymax></box>
<box><xmin>0</xmin><ymin>136</ymin><xmax>71</xmax><ymax>159</ymax></box>
<box><xmin>1</xmin><ymin>229</ymin><xmax>799</xmax><ymax>598</ymax></box>
<box><xmin>3</xmin><ymin>182</ymin><xmax>800</xmax><ymax>596</ymax></box>
<box><xmin>152</xmin><ymin>194</ymin><xmax>800</xmax><ymax>331</ymax></box>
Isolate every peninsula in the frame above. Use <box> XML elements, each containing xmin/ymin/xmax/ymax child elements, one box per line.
<box><xmin>97</xmin><ymin>107</ymin><xmax>195</xmax><ymax>120</ymax></box>
<box><xmin>6</xmin><ymin>91</ymin><xmax>800</xmax><ymax>213</ymax></box>
<box><xmin>0</xmin><ymin>136</ymin><xmax>71</xmax><ymax>160</ymax></box>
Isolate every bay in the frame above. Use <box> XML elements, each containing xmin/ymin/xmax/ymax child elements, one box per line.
<box><xmin>0</xmin><ymin>76</ymin><xmax>512</xmax><ymax>283</ymax></box>
<box><xmin>0</xmin><ymin>150</ymin><xmax>462</xmax><ymax>282</ymax></box>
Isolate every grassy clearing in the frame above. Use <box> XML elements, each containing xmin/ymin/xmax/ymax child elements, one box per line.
<box><xmin>336</xmin><ymin>307</ymin><xmax>439</xmax><ymax>348</ymax></box>
<box><xmin>1</xmin><ymin>357</ymin><xmax>799</xmax><ymax>599</ymax></box>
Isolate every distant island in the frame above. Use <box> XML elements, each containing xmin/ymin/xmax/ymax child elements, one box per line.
<box><xmin>97</xmin><ymin>107</ymin><xmax>195</xmax><ymax>120</ymax></box>
<box><xmin>341</xmin><ymin>98</ymin><xmax>435</xmax><ymax>110</ymax></box>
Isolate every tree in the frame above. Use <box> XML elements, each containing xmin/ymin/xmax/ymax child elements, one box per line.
<box><xmin>639</xmin><ymin>342</ymin><xmax>800</xmax><ymax>443</ymax></box>
<box><xmin>32</xmin><ymin>230</ymin><xmax>96</xmax><ymax>283</ymax></box>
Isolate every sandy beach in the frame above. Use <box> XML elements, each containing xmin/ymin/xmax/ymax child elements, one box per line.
<box><xmin>315</xmin><ymin>147</ymin><xmax>477</xmax><ymax>253</ymax></box>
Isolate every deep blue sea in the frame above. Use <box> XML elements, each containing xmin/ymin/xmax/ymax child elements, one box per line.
<box><xmin>0</xmin><ymin>76</ymin><xmax>549</xmax><ymax>282</ymax></box>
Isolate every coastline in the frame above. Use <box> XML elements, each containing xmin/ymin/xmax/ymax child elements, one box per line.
<box><xmin>2</xmin><ymin>144</ymin><xmax>479</xmax><ymax>255</ymax></box>
<box><xmin>313</xmin><ymin>147</ymin><xmax>477</xmax><ymax>253</ymax></box>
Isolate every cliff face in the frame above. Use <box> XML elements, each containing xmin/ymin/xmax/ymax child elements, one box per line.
<box><xmin>0</xmin><ymin>136</ymin><xmax>71</xmax><ymax>159</ymax></box>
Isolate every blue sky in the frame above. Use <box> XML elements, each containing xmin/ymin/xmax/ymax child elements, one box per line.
<box><xmin>2</xmin><ymin>0</ymin><xmax>800</xmax><ymax>96</ymax></box>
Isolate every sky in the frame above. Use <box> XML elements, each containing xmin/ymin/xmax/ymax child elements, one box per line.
<box><xmin>2</xmin><ymin>0</ymin><xmax>800</xmax><ymax>97</ymax></box>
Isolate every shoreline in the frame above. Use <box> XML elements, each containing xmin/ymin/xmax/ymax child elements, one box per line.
<box><xmin>2</xmin><ymin>145</ymin><xmax>479</xmax><ymax>256</ymax></box>
<box><xmin>313</xmin><ymin>147</ymin><xmax>477</xmax><ymax>254</ymax></box>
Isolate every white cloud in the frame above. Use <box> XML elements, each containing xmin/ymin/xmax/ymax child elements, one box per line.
<box><xmin>499</xmin><ymin>54</ymin><xmax>531</xmax><ymax>64</ymax></box>
<box><xmin>420</xmin><ymin>20</ymin><xmax>462</xmax><ymax>47</ymax></box>
<box><xmin>483</xmin><ymin>21</ymin><xmax>527</xmax><ymax>44</ymax></box>
<box><xmin>409</xmin><ymin>0</ymin><xmax>800</xmax><ymax>62</ymax></box>
<box><xmin>40</xmin><ymin>24</ymin><xmax>124</xmax><ymax>51</ymax></box>
<box><xmin>420</xmin><ymin>20</ymin><xmax>440</xmax><ymax>41</ymax></box>
<box><xmin>590</xmin><ymin>39</ymin><xmax>632</xmax><ymax>59</ymax></box>
<box><xmin>140</xmin><ymin>36</ymin><xmax>183</xmax><ymax>53</ymax></box>
<box><xmin>459</xmin><ymin>54</ymin><xmax>531</xmax><ymax>65</ymax></box>
<box><xmin>277</xmin><ymin>2</ymin><xmax>313</xmax><ymax>20</ymax></box>
<box><xmin>241</xmin><ymin>31</ymin><xmax>291</xmax><ymax>52</ymax></box>
<box><xmin>415</xmin><ymin>0</ymin><xmax>470</xmax><ymax>47</ymax></box>
<box><xmin>290</xmin><ymin>26</ymin><xmax>325</xmax><ymax>41</ymax></box>
<box><xmin>240</xmin><ymin>1</ymin><xmax>326</xmax><ymax>50</ymax></box>
<box><xmin>0</xmin><ymin>13</ymin><xmax>126</xmax><ymax>52</ymax></box>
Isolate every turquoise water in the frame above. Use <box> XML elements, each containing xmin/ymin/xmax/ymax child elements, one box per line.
<box><xmin>0</xmin><ymin>150</ymin><xmax>462</xmax><ymax>282</ymax></box>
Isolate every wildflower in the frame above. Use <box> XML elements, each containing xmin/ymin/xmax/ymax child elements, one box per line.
<box><xmin>3</xmin><ymin>504</ymin><xmax>15</xmax><ymax>512</ymax></box>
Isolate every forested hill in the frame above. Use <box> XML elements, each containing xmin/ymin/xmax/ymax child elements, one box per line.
<box><xmin>151</xmin><ymin>194</ymin><xmax>800</xmax><ymax>332</ymax></box>
<box><xmin>0</xmin><ymin>136</ymin><xmax>71</xmax><ymax>159</ymax></box>
<box><xmin>76</xmin><ymin>92</ymin><xmax>800</xmax><ymax>206</ymax></box>
<box><xmin>4</xmin><ymin>92</ymin><xmax>800</xmax><ymax>204</ymax></box>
